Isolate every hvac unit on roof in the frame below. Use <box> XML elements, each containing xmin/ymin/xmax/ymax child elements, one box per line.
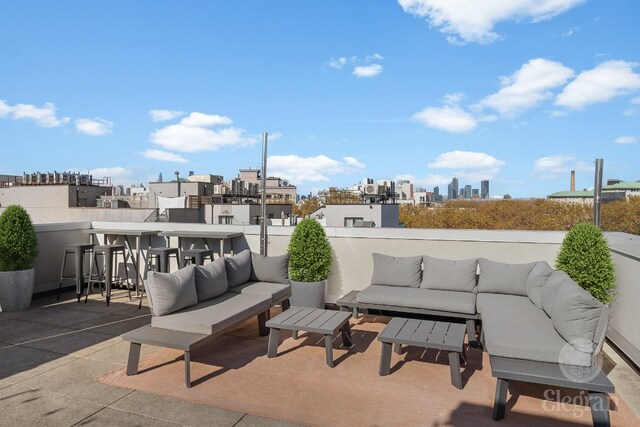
<box><xmin>364</xmin><ymin>184</ymin><xmax>378</xmax><ymax>195</ymax></box>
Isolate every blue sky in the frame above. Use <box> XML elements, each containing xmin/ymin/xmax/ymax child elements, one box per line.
<box><xmin>1</xmin><ymin>1</ymin><xmax>639</xmax><ymax>198</ymax></box>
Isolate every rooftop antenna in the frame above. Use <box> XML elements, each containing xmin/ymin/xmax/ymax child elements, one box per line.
<box><xmin>260</xmin><ymin>132</ymin><xmax>268</xmax><ymax>255</ymax></box>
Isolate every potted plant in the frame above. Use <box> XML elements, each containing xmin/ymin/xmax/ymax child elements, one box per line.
<box><xmin>555</xmin><ymin>222</ymin><xmax>616</xmax><ymax>304</ymax></box>
<box><xmin>288</xmin><ymin>218</ymin><xmax>332</xmax><ymax>308</ymax></box>
<box><xmin>0</xmin><ymin>205</ymin><xmax>39</xmax><ymax>311</ymax></box>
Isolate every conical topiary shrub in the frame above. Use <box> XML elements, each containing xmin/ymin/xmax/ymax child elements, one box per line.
<box><xmin>555</xmin><ymin>222</ymin><xmax>615</xmax><ymax>304</ymax></box>
<box><xmin>0</xmin><ymin>205</ymin><xmax>38</xmax><ymax>271</ymax></box>
<box><xmin>288</xmin><ymin>218</ymin><xmax>332</xmax><ymax>282</ymax></box>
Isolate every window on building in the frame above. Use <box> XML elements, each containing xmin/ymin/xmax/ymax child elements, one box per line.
<box><xmin>344</xmin><ymin>217</ymin><xmax>364</xmax><ymax>227</ymax></box>
<box><xmin>218</xmin><ymin>215</ymin><xmax>234</xmax><ymax>224</ymax></box>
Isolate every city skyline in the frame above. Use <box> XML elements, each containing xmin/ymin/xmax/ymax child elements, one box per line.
<box><xmin>1</xmin><ymin>1</ymin><xmax>639</xmax><ymax>198</ymax></box>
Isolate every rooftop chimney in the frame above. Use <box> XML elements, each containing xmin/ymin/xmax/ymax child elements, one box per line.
<box><xmin>570</xmin><ymin>170</ymin><xmax>575</xmax><ymax>191</ymax></box>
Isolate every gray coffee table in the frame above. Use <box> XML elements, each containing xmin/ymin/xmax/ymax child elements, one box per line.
<box><xmin>266</xmin><ymin>307</ymin><xmax>352</xmax><ymax>367</ymax></box>
<box><xmin>378</xmin><ymin>317</ymin><xmax>467</xmax><ymax>389</ymax></box>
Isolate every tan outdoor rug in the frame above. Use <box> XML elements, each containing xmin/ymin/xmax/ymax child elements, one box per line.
<box><xmin>99</xmin><ymin>314</ymin><xmax>639</xmax><ymax>427</ymax></box>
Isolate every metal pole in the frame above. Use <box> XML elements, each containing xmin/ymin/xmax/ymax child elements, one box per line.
<box><xmin>260</xmin><ymin>132</ymin><xmax>268</xmax><ymax>255</ymax></box>
<box><xmin>593</xmin><ymin>158</ymin><xmax>603</xmax><ymax>228</ymax></box>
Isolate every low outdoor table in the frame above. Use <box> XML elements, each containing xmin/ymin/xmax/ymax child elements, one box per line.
<box><xmin>377</xmin><ymin>317</ymin><xmax>467</xmax><ymax>389</ymax></box>
<box><xmin>266</xmin><ymin>307</ymin><xmax>353</xmax><ymax>367</ymax></box>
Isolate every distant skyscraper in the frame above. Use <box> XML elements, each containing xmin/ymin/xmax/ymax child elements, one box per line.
<box><xmin>448</xmin><ymin>177</ymin><xmax>459</xmax><ymax>200</ymax></box>
<box><xmin>481</xmin><ymin>180</ymin><xmax>489</xmax><ymax>199</ymax></box>
<box><xmin>158</xmin><ymin>172</ymin><xmax>163</xmax><ymax>183</ymax></box>
<box><xmin>459</xmin><ymin>189</ymin><xmax>464</xmax><ymax>198</ymax></box>
<box><xmin>433</xmin><ymin>186</ymin><xmax>440</xmax><ymax>202</ymax></box>
<box><xmin>472</xmin><ymin>188</ymin><xmax>479</xmax><ymax>198</ymax></box>
<box><xmin>464</xmin><ymin>185</ymin><xmax>472</xmax><ymax>199</ymax></box>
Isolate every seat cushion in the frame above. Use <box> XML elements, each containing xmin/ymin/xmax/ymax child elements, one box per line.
<box><xmin>225</xmin><ymin>249</ymin><xmax>252</xmax><ymax>287</ymax></box>
<box><xmin>370</xmin><ymin>253</ymin><xmax>422</xmax><ymax>288</ymax></box>
<box><xmin>146</xmin><ymin>266</ymin><xmax>198</xmax><ymax>317</ymax></box>
<box><xmin>151</xmin><ymin>292</ymin><xmax>271</xmax><ymax>335</ymax></box>
<box><xmin>250</xmin><ymin>252</ymin><xmax>289</xmax><ymax>284</ymax></box>
<box><xmin>356</xmin><ymin>285</ymin><xmax>476</xmax><ymax>315</ymax></box>
<box><xmin>421</xmin><ymin>256</ymin><xmax>478</xmax><ymax>292</ymax></box>
<box><xmin>229</xmin><ymin>281</ymin><xmax>291</xmax><ymax>304</ymax></box>
<box><xmin>194</xmin><ymin>257</ymin><xmax>228</xmax><ymax>302</ymax></box>
<box><xmin>478</xmin><ymin>258</ymin><xmax>535</xmax><ymax>296</ymax></box>
<box><xmin>526</xmin><ymin>261</ymin><xmax>554</xmax><ymax>308</ymax></box>
<box><xmin>477</xmin><ymin>293</ymin><xmax>592</xmax><ymax>367</ymax></box>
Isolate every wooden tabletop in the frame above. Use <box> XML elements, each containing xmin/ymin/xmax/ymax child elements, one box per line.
<box><xmin>378</xmin><ymin>317</ymin><xmax>466</xmax><ymax>353</ymax></box>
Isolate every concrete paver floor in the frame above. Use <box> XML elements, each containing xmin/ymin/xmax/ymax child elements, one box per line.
<box><xmin>1</xmin><ymin>289</ymin><xmax>639</xmax><ymax>426</ymax></box>
<box><xmin>1</xmin><ymin>290</ymin><xmax>301</xmax><ymax>427</ymax></box>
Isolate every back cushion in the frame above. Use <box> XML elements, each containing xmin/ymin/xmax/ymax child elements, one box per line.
<box><xmin>194</xmin><ymin>257</ymin><xmax>228</xmax><ymax>302</ymax></box>
<box><xmin>478</xmin><ymin>258</ymin><xmax>535</xmax><ymax>296</ymax></box>
<box><xmin>250</xmin><ymin>252</ymin><xmax>289</xmax><ymax>284</ymax></box>
<box><xmin>547</xmin><ymin>275</ymin><xmax>604</xmax><ymax>353</ymax></box>
<box><xmin>146</xmin><ymin>266</ymin><xmax>198</xmax><ymax>317</ymax></box>
<box><xmin>541</xmin><ymin>270</ymin><xmax>570</xmax><ymax>315</ymax></box>
<box><xmin>421</xmin><ymin>256</ymin><xmax>478</xmax><ymax>292</ymax></box>
<box><xmin>225</xmin><ymin>249</ymin><xmax>252</xmax><ymax>287</ymax></box>
<box><xmin>526</xmin><ymin>261</ymin><xmax>554</xmax><ymax>308</ymax></box>
<box><xmin>370</xmin><ymin>253</ymin><xmax>422</xmax><ymax>288</ymax></box>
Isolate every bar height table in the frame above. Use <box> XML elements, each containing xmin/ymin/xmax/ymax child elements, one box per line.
<box><xmin>158</xmin><ymin>230</ymin><xmax>243</xmax><ymax>258</ymax></box>
<box><xmin>83</xmin><ymin>229</ymin><xmax>160</xmax><ymax>295</ymax></box>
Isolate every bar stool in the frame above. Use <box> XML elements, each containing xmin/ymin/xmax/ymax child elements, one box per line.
<box><xmin>58</xmin><ymin>243</ymin><xmax>95</xmax><ymax>302</ymax></box>
<box><xmin>86</xmin><ymin>244</ymin><xmax>131</xmax><ymax>306</ymax></box>
<box><xmin>181</xmin><ymin>249</ymin><xmax>214</xmax><ymax>267</ymax></box>
<box><xmin>147</xmin><ymin>247</ymin><xmax>179</xmax><ymax>273</ymax></box>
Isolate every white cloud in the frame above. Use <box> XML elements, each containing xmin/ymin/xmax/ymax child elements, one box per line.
<box><xmin>180</xmin><ymin>112</ymin><xmax>232</xmax><ymax>127</ymax></box>
<box><xmin>366</xmin><ymin>53</ymin><xmax>384</xmax><ymax>62</ymax></box>
<box><xmin>268</xmin><ymin>155</ymin><xmax>366</xmax><ymax>184</ymax></box>
<box><xmin>614</xmin><ymin>136</ymin><xmax>637</xmax><ymax>145</ymax></box>
<box><xmin>149</xmin><ymin>109</ymin><xmax>184</xmax><ymax>122</ymax></box>
<box><xmin>353</xmin><ymin>64</ymin><xmax>383</xmax><ymax>77</ymax></box>
<box><xmin>150</xmin><ymin>112</ymin><xmax>255</xmax><ymax>153</ymax></box>
<box><xmin>74</xmin><ymin>166</ymin><xmax>133</xmax><ymax>185</ymax></box>
<box><xmin>75</xmin><ymin>117</ymin><xmax>113</xmax><ymax>136</ymax></box>
<box><xmin>428</xmin><ymin>150</ymin><xmax>505</xmax><ymax>178</ymax></box>
<box><xmin>268</xmin><ymin>132</ymin><xmax>283</xmax><ymax>141</ymax></box>
<box><xmin>329</xmin><ymin>57</ymin><xmax>347</xmax><ymax>69</ymax></box>
<box><xmin>533</xmin><ymin>154</ymin><xmax>590</xmax><ymax>178</ymax></box>
<box><xmin>556</xmin><ymin>60</ymin><xmax>640</xmax><ymax>109</ymax></box>
<box><xmin>142</xmin><ymin>149</ymin><xmax>189</xmax><ymax>163</ymax></box>
<box><xmin>398</xmin><ymin>0</ymin><xmax>585</xmax><ymax>44</ymax></box>
<box><xmin>413</xmin><ymin>105</ymin><xmax>477</xmax><ymax>133</ymax></box>
<box><xmin>561</xmin><ymin>26</ymin><xmax>579</xmax><ymax>37</ymax></box>
<box><xmin>477</xmin><ymin>58</ymin><xmax>574</xmax><ymax>117</ymax></box>
<box><xmin>624</xmin><ymin>96</ymin><xmax>640</xmax><ymax>115</ymax></box>
<box><xmin>0</xmin><ymin>99</ymin><xmax>70</xmax><ymax>127</ymax></box>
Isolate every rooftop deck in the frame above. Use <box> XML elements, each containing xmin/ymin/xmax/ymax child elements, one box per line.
<box><xmin>2</xmin><ymin>221</ymin><xmax>640</xmax><ymax>425</ymax></box>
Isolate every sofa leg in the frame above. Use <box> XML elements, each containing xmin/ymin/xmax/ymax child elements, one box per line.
<box><xmin>589</xmin><ymin>392</ymin><xmax>611</xmax><ymax>427</ymax></box>
<box><xmin>492</xmin><ymin>378</ymin><xmax>509</xmax><ymax>420</ymax></box>
<box><xmin>466</xmin><ymin>319</ymin><xmax>478</xmax><ymax>347</ymax></box>
<box><xmin>258</xmin><ymin>311</ymin><xmax>269</xmax><ymax>336</ymax></box>
<box><xmin>184</xmin><ymin>351</ymin><xmax>191</xmax><ymax>388</ymax></box>
<box><xmin>126</xmin><ymin>342</ymin><xmax>141</xmax><ymax>376</ymax></box>
<box><xmin>281</xmin><ymin>299</ymin><xmax>290</xmax><ymax>311</ymax></box>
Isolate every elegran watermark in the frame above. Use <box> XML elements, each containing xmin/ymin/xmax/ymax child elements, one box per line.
<box><xmin>542</xmin><ymin>389</ymin><xmax>617</xmax><ymax>418</ymax></box>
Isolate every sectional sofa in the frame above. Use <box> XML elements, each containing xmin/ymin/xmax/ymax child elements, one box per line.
<box><xmin>337</xmin><ymin>253</ymin><xmax>614</xmax><ymax>426</ymax></box>
<box><xmin>123</xmin><ymin>249</ymin><xmax>291</xmax><ymax>387</ymax></box>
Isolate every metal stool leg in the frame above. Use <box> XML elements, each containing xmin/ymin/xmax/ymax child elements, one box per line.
<box><xmin>58</xmin><ymin>250</ymin><xmax>70</xmax><ymax>301</ymax></box>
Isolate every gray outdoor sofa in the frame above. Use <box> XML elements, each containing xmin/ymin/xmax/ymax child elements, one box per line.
<box><xmin>337</xmin><ymin>253</ymin><xmax>615</xmax><ymax>427</ymax></box>
<box><xmin>123</xmin><ymin>249</ymin><xmax>291</xmax><ymax>387</ymax></box>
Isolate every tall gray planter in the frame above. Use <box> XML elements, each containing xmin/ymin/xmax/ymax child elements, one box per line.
<box><xmin>290</xmin><ymin>280</ymin><xmax>326</xmax><ymax>309</ymax></box>
<box><xmin>0</xmin><ymin>269</ymin><xmax>35</xmax><ymax>312</ymax></box>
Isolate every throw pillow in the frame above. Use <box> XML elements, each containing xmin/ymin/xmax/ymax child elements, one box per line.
<box><xmin>420</xmin><ymin>256</ymin><xmax>478</xmax><ymax>292</ymax></box>
<box><xmin>225</xmin><ymin>249</ymin><xmax>252</xmax><ymax>287</ymax></box>
<box><xmin>526</xmin><ymin>261</ymin><xmax>554</xmax><ymax>308</ymax></box>
<box><xmin>478</xmin><ymin>258</ymin><xmax>535</xmax><ymax>296</ymax></box>
<box><xmin>250</xmin><ymin>252</ymin><xmax>289</xmax><ymax>283</ymax></box>
<box><xmin>370</xmin><ymin>253</ymin><xmax>422</xmax><ymax>288</ymax></box>
<box><xmin>194</xmin><ymin>257</ymin><xmax>228</xmax><ymax>302</ymax></box>
<box><xmin>146</xmin><ymin>266</ymin><xmax>198</xmax><ymax>317</ymax></box>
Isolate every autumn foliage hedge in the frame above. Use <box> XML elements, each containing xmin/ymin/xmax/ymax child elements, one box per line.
<box><xmin>399</xmin><ymin>198</ymin><xmax>640</xmax><ymax>235</ymax></box>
